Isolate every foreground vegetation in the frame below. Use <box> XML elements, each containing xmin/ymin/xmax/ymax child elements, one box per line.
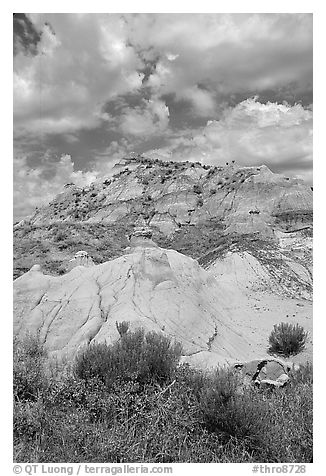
<box><xmin>268</xmin><ymin>322</ymin><xmax>308</xmax><ymax>357</ymax></box>
<box><xmin>14</xmin><ymin>329</ymin><xmax>313</xmax><ymax>463</ymax></box>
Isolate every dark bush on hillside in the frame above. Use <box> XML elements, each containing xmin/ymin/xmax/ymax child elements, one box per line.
<box><xmin>74</xmin><ymin>329</ymin><xmax>182</xmax><ymax>387</ymax></box>
<box><xmin>268</xmin><ymin>322</ymin><xmax>308</xmax><ymax>357</ymax></box>
<box><xmin>54</xmin><ymin>231</ymin><xmax>66</xmax><ymax>242</ymax></box>
<box><xmin>193</xmin><ymin>184</ymin><xmax>202</xmax><ymax>194</ymax></box>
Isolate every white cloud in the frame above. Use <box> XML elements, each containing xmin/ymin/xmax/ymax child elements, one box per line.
<box><xmin>14</xmin><ymin>13</ymin><xmax>312</xmax><ymax>139</ymax></box>
<box><xmin>126</xmin><ymin>13</ymin><xmax>312</xmax><ymax>97</ymax></box>
<box><xmin>118</xmin><ymin>98</ymin><xmax>170</xmax><ymax>137</ymax></box>
<box><xmin>144</xmin><ymin>98</ymin><xmax>312</xmax><ymax>178</ymax></box>
<box><xmin>14</xmin><ymin>14</ymin><xmax>144</xmax><ymax>137</ymax></box>
<box><xmin>14</xmin><ymin>153</ymin><xmax>98</xmax><ymax>221</ymax></box>
<box><xmin>178</xmin><ymin>86</ymin><xmax>216</xmax><ymax>117</ymax></box>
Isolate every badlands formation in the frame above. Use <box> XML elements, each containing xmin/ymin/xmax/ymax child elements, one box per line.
<box><xmin>13</xmin><ymin>155</ymin><xmax>313</xmax><ymax>370</ymax></box>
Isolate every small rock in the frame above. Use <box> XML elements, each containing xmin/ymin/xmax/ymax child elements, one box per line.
<box><xmin>66</xmin><ymin>251</ymin><xmax>95</xmax><ymax>271</ymax></box>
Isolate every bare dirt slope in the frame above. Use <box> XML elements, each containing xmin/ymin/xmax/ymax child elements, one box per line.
<box><xmin>193</xmin><ymin>230</ymin><xmax>312</xmax><ymax>368</ymax></box>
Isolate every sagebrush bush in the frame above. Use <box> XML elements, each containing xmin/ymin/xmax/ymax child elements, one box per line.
<box><xmin>74</xmin><ymin>328</ymin><xmax>182</xmax><ymax>386</ymax></box>
<box><xmin>13</xmin><ymin>334</ymin><xmax>48</xmax><ymax>402</ymax></box>
<box><xmin>268</xmin><ymin>322</ymin><xmax>308</xmax><ymax>357</ymax></box>
<box><xmin>116</xmin><ymin>320</ymin><xmax>129</xmax><ymax>337</ymax></box>
<box><xmin>198</xmin><ymin>367</ymin><xmax>268</xmax><ymax>452</ymax></box>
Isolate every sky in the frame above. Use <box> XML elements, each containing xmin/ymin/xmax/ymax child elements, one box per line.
<box><xmin>13</xmin><ymin>12</ymin><xmax>313</xmax><ymax>221</ymax></box>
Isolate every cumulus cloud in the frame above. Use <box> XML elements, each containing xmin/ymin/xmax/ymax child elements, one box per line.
<box><xmin>14</xmin><ymin>13</ymin><xmax>312</xmax><ymax>140</ymax></box>
<box><xmin>127</xmin><ymin>13</ymin><xmax>312</xmax><ymax>98</ymax></box>
<box><xmin>117</xmin><ymin>97</ymin><xmax>170</xmax><ymax>137</ymax></box>
<box><xmin>14</xmin><ymin>14</ymin><xmax>144</xmax><ymax>137</ymax></box>
<box><xmin>14</xmin><ymin>153</ymin><xmax>98</xmax><ymax>221</ymax></box>
<box><xmin>144</xmin><ymin>98</ymin><xmax>313</xmax><ymax>180</ymax></box>
<box><xmin>177</xmin><ymin>86</ymin><xmax>216</xmax><ymax>117</ymax></box>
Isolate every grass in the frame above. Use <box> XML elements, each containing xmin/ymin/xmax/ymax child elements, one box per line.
<box><xmin>13</xmin><ymin>332</ymin><xmax>313</xmax><ymax>463</ymax></box>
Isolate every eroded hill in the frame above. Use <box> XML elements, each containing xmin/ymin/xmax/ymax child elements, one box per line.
<box><xmin>13</xmin><ymin>155</ymin><xmax>313</xmax><ymax>278</ymax></box>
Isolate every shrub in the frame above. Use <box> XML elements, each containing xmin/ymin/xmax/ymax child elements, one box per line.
<box><xmin>116</xmin><ymin>321</ymin><xmax>129</xmax><ymax>337</ymax></box>
<box><xmin>13</xmin><ymin>334</ymin><xmax>48</xmax><ymax>402</ymax></box>
<box><xmin>193</xmin><ymin>184</ymin><xmax>202</xmax><ymax>194</ymax></box>
<box><xmin>288</xmin><ymin>361</ymin><xmax>313</xmax><ymax>387</ymax></box>
<box><xmin>14</xmin><ymin>399</ymin><xmax>47</xmax><ymax>441</ymax></box>
<box><xmin>57</xmin><ymin>265</ymin><xmax>66</xmax><ymax>275</ymax></box>
<box><xmin>144</xmin><ymin>332</ymin><xmax>182</xmax><ymax>383</ymax></box>
<box><xmin>74</xmin><ymin>328</ymin><xmax>182</xmax><ymax>387</ymax></box>
<box><xmin>199</xmin><ymin>368</ymin><xmax>268</xmax><ymax>451</ymax></box>
<box><xmin>209</xmin><ymin>188</ymin><xmax>217</xmax><ymax>195</ymax></box>
<box><xmin>54</xmin><ymin>231</ymin><xmax>66</xmax><ymax>242</ymax></box>
<box><xmin>268</xmin><ymin>322</ymin><xmax>308</xmax><ymax>357</ymax></box>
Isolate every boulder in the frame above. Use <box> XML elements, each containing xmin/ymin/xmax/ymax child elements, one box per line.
<box><xmin>234</xmin><ymin>358</ymin><xmax>291</xmax><ymax>388</ymax></box>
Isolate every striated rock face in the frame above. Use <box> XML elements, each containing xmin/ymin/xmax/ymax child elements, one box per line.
<box><xmin>14</xmin><ymin>239</ymin><xmax>264</xmax><ymax>365</ymax></box>
<box><xmin>26</xmin><ymin>158</ymin><xmax>312</xmax><ymax>238</ymax></box>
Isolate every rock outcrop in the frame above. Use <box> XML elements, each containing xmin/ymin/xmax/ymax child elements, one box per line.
<box><xmin>14</xmin><ymin>234</ymin><xmax>268</xmax><ymax>365</ymax></box>
<box><xmin>66</xmin><ymin>250</ymin><xmax>95</xmax><ymax>272</ymax></box>
<box><xmin>234</xmin><ymin>358</ymin><xmax>292</xmax><ymax>388</ymax></box>
<box><xmin>26</xmin><ymin>157</ymin><xmax>313</xmax><ymax>238</ymax></box>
